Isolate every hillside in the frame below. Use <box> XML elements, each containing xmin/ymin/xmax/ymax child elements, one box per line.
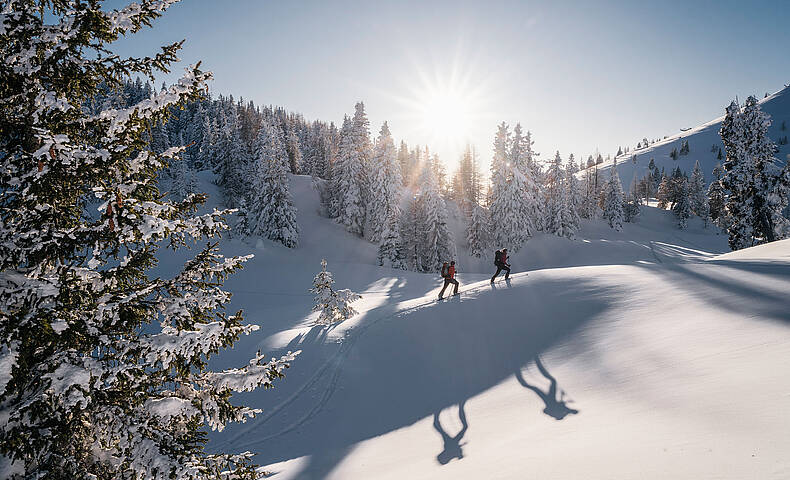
<box><xmin>168</xmin><ymin>173</ymin><xmax>790</xmax><ymax>479</ymax></box>
<box><xmin>595</xmin><ymin>85</ymin><xmax>790</xmax><ymax>185</ymax></box>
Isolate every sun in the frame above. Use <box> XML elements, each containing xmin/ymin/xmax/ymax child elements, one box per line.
<box><xmin>419</xmin><ymin>89</ymin><xmax>472</xmax><ymax>146</ymax></box>
<box><xmin>389</xmin><ymin>55</ymin><xmax>498</xmax><ymax>169</ymax></box>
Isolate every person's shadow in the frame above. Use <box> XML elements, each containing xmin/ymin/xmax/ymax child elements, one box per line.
<box><xmin>516</xmin><ymin>356</ymin><xmax>579</xmax><ymax>420</ymax></box>
<box><xmin>433</xmin><ymin>401</ymin><xmax>469</xmax><ymax>465</ymax></box>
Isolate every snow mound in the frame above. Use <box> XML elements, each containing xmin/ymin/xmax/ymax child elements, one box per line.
<box><xmin>712</xmin><ymin>238</ymin><xmax>790</xmax><ymax>263</ymax></box>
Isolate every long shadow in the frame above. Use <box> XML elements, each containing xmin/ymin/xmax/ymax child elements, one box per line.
<box><xmin>213</xmin><ymin>276</ymin><xmax>615</xmax><ymax>477</ymax></box>
<box><xmin>433</xmin><ymin>401</ymin><xmax>469</xmax><ymax>465</ymax></box>
<box><xmin>634</xmin><ymin>262</ymin><xmax>790</xmax><ymax>324</ymax></box>
<box><xmin>515</xmin><ymin>356</ymin><xmax>579</xmax><ymax>420</ymax></box>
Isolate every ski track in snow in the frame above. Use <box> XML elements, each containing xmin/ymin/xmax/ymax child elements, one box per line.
<box><xmin>219</xmin><ymin>273</ymin><xmax>530</xmax><ymax>448</ymax></box>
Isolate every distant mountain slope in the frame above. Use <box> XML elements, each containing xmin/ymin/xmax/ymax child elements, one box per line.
<box><xmin>595</xmin><ymin>85</ymin><xmax>790</xmax><ymax>185</ymax></box>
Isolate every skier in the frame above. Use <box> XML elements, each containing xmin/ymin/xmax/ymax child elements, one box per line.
<box><xmin>438</xmin><ymin>261</ymin><xmax>459</xmax><ymax>299</ymax></box>
<box><xmin>491</xmin><ymin>248</ymin><xmax>511</xmax><ymax>283</ymax></box>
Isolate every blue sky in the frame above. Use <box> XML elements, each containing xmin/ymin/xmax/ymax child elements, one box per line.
<box><xmin>114</xmin><ymin>0</ymin><xmax>790</xmax><ymax>169</ymax></box>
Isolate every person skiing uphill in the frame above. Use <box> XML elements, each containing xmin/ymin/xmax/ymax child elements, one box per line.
<box><xmin>491</xmin><ymin>248</ymin><xmax>511</xmax><ymax>283</ymax></box>
<box><xmin>439</xmin><ymin>261</ymin><xmax>459</xmax><ymax>299</ymax></box>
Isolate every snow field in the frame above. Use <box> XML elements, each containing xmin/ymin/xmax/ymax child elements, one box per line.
<box><xmin>178</xmin><ymin>173</ymin><xmax>790</xmax><ymax>479</ymax></box>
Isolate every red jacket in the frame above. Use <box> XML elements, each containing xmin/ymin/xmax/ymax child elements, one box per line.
<box><xmin>500</xmin><ymin>253</ymin><xmax>508</xmax><ymax>265</ymax></box>
<box><xmin>447</xmin><ymin>265</ymin><xmax>456</xmax><ymax>279</ymax></box>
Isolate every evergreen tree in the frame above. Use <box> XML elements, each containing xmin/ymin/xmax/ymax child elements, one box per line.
<box><xmin>602</xmin><ymin>160</ymin><xmax>625</xmax><ymax>230</ymax></box>
<box><xmin>397</xmin><ymin>140</ymin><xmax>411</xmax><ymax>185</ymax></box>
<box><xmin>488</xmin><ymin>122</ymin><xmax>532</xmax><ymax>250</ymax></box>
<box><xmin>510</xmin><ymin>124</ymin><xmax>541</xmax><ymax>235</ymax></box>
<box><xmin>285</xmin><ymin>126</ymin><xmax>302</xmax><ymax>174</ymax></box>
<box><xmin>623</xmin><ymin>190</ymin><xmax>641</xmax><ymax>223</ymax></box>
<box><xmin>213</xmin><ymin>112</ymin><xmax>250</xmax><ymax>208</ymax></box>
<box><xmin>708</xmin><ymin>164</ymin><xmax>727</xmax><ymax>228</ymax></box>
<box><xmin>740</xmin><ymin>96</ymin><xmax>790</xmax><ymax>243</ymax></box>
<box><xmin>673</xmin><ymin>178</ymin><xmax>692</xmax><ymax>229</ymax></box>
<box><xmin>581</xmin><ymin>165</ymin><xmax>600</xmax><ymax>219</ymax></box>
<box><xmin>466</xmin><ymin>203</ymin><xmax>490</xmax><ymax>258</ymax></box>
<box><xmin>245</xmin><ymin>118</ymin><xmax>299</xmax><ymax>247</ymax></box>
<box><xmin>689</xmin><ymin>160</ymin><xmax>709</xmax><ymax>226</ymax></box>
<box><xmin>545</xmin><ymin>151</ymin><xmax>578</xmax><ymax>238</ymax></box>
<box><xmin>679</xmin><ymin>139</ymin><xmax>690</xmax><ymax>155</ymax></box>
<box><xmin>566</xmin><ymin>154</ymin><xmax>583</xmax><ymax>223</ymax></box>
<box><xmin>170</xmin><ymin>132</ymin><xmax>199</xmax><ymax>200</ymax></box>
<box><xmin>414</xmin><ymin>163</ymin><xmax>456</xmax><ymax>272</ymax></box>
<box><xmin>400</xmin><ymin>194</ymin><xmax>421</xmax><ymax>271</ymax></box>
<box><xmin>331</xmin><ymin>116</ymin><xmax>365</xmax><ymax>235</ymax></box>
<box><xmin>717</xmin><ymin>97</ymin><xmax>790</xmax><ymax>248</ymax></box>
<box><xmin>657</xmin><ymin>175</ymin><xmax>671</xmax><ymax>209</ymax></box>
<box><xmin>0</xmin><ymin>3</ymin><xmax>297</xmax><ymax>478</ymax></box>
<box><xmin>377</xmin><ymin>211</ymin><xmax>406</xmax><ymax>269</ymax></box>
<box><xmin>719</xmin><ymin>100</ymin><xmax>753</xmax><ymax>248</ymax></box>
<box><xmin>351</xmin><ymin>102</ymin><xmax>373</xmax><ymax>226</ymax></box>
<box><xmin>310</xmin><ymin>260</ymin><xmax>361</xmax><ymax>325</ymax></box>
<box><xmin>368</xmin><ymin>122</ymin><xmax>402</xmax><ymax>242</ymax></box>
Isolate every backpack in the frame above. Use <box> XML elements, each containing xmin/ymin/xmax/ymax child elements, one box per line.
<box><xmin>440</xmin><ymin>264</ymin><xmax>448</xmax><ymax>278</ymax></box>
<box><xmin>494</xmin><ymin>250</ymin><xmax>502</xmax><ymax>266</ymax></box>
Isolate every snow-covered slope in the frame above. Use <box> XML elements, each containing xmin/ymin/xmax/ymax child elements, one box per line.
<box><xmin>179</xmin><ymin>173</ymin><xmax>789</xmax><ymax>479</ymax></box>
<box><xmin>596</xmin><ymin>85</ymin><xmax>790</xmax><ymax>185</ymax></box>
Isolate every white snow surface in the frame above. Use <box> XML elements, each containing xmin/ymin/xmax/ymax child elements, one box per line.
<box><xmin>154</xmin><ymin>172</ymin><xmax>790</xmax><ymax>479</ymax></box>
<box><xmin>712</xmin><ymin>238</ymin><xmax>790</xmax><ymax>263</ymax></box>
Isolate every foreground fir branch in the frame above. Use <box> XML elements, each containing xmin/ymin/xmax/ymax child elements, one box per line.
<box><xmin>0</xmin><ymin>1</ymin><xmax>297</xmax><ymax>478</ymax></box>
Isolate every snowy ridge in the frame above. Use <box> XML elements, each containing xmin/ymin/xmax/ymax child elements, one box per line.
<box><xmin>595</xmin><ymin>85</ymin><xmax>790</xmax><ymax>185</ymax></box>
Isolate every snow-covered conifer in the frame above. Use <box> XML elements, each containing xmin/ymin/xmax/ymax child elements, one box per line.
<box><xmin>170</xmin><ymin>132</ymin><xmax>199</xmax><ymax>200</ymax></box>
<box><xmin>245</xmin><ymin>118</ymin><xmax>299</xmax><ymax>247</ymax></box>
<box><xmin>673</xmin><ymin>178</ymin><xmax>692</xmax><ymax>229</ymax></box>
<box><xmin>311</xmin><ymin>259</ymin><xmax>361</xmax><ymax>325</ymax></box>
<box><xmin>368</xmin><ymin>122</ymin><xmax>402</xmax><ymax>242</ymax></box>
<box><xmin>566</xmin><ymin>154</ymin><xmax>583</xmax><ymax>221</ymax></box>
<box><xmin>213</xmin><ymin>112</ymin><xmax>250</xmax><ymax>208</ymax></box>
<box><xmin>657</xmin><ymin>175</ymin><xmax>671</xmax><ymax>209</ymax></box>
<box><xmin>708</xmin><ymin>164</ymin><xmax>726</xmax><ymax>228</ymax></box>
<box><xmin>377</xmin><ymin>211</ymin><xmax>406</xmax><ymax>269</ymax></box>
<box><xmin>740</xmin><ymin>96</ymin><xmax>790</xmax><ymax>243</ymax></box>
<box><xmin>331</xmin><ymin>116</ymin><xmax>366</xmax><ymax>234</ymax></box>
<box><xmin>545</xmin><ymin>151</ymin><xmax>579</xmax><ymax>238</ymax></box>
<box><xmin>510</xmin><ymin>124</ymin><xmax>541</xmax><ymax>235</ymax></box>
<box><xmin>414</xmin><ymin>163</ymin><xmax>456</xmax><ymax>272</ymax></box>
<box><xmin>689</xmin><ymin>160</ymin><xmax>709</xmax><ymax>226</ymax></box>
<box><xmin>602</xmin><ymin>160</ymin><xmax>625</xmax><ymax>230</ymax></box>
<box><xmin>285</xmin><ymin>126</ymin><xmax>302</xmax><ymax>174</ymax></box>
<box><xmin>351</xmin><ymin>102</ymin><xmax>373</xmax><ymax>218</ymax></box>
<box><xmin>467</xmin><ymin>203</ymin><xmax>490</xmax><ymax>258</ymax></box>
<box><xmin>0</xmin><ymin>3</ymin><xmax>297</xmax><ymax>478</ymax></box>
<box><xmin>488</xmin><ymin>123</ymin><xmax>532</xmax><ymax>250</ymax></box>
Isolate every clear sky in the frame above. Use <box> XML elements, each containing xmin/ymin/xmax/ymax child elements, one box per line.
<box><xmin>114</xmin><ymin>0</ymin><xmax>790</xmax><ymax>170</ymax></box>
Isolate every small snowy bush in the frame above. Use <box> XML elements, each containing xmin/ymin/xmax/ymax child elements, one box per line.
<box><xmin>311</xmin><ymin>259</ymin><xmax>361</xmax><ymax>324</ymax></box>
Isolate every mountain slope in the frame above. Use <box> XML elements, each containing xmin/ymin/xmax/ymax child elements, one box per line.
<box><xmin>596</xmin><ymin>85</ymin><xmax>790</xmax><ymax>185</ymax></box>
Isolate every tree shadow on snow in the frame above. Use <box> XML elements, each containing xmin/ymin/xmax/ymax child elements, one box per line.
<box><xmin>515</xmin><ymin>356</ymin><xmax>579</xmax><ymax>420</ymax></box>
<box><xmin>433</xmin><ymin>401</ymin><xmax>469</xmax><ymax>465</ymax></box>
<box><xmin>216</xmin><ymin>276</ymin><xmax>615</xmax><ymax>477</ymax></box>
<box><xmin>635</xmin><ymin>261</ymin><xmax>790</xmax><ymax>324</ymax></box>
